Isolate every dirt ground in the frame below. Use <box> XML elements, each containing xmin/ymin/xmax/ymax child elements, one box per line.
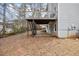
<box><xmin>0</xmin><ymin>32</ymin><xmax>79</xmax><ymax>56</ymax></box>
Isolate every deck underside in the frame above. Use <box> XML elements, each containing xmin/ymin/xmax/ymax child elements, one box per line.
<box><xmin>26</xmin><ymin>19</ymin><xmax>57</xmax><ymax>24</ymax></box>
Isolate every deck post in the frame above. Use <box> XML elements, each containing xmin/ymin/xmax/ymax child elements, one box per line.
<box><xmin>31</xmin><ymin>20</ymin><xmax>37</xmax><ymax>37</ymax></box>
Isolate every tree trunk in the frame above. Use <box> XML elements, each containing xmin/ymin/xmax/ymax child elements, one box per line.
<box><xmin>2</xmin><ymin>3</ymin><xmax>6</xmax><ymax>35</ymax></box>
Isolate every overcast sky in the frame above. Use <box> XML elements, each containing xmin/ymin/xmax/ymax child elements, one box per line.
<box><xmin>0</xmin><ymin>3</ymin><xmax>48</xmax><ymax>22</ymax></box>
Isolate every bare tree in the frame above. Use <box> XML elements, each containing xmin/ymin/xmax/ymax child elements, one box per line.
<box><xmin>2</xmin><ymin>3</ymin><xmax>6</xmax><ymax>35</ymax></box>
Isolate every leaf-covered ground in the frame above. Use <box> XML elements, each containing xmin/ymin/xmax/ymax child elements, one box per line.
<box><xmin>0</xmin><ymin>32</ymin><xmax>79</xmax><ymax>56</ymax></box>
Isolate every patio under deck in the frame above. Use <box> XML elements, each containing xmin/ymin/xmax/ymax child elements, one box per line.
<box><xmin>26</xmin><ymin>18</ymin><xmax>57</xmax><ymax>36</ymax></box>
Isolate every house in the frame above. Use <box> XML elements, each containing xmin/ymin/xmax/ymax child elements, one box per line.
<box><xmin>58</xmin><ymin>3</ymin><xmax>79</xmax><ymax>38</ymax></box>
<box><xmin>0</xmin><ymin>21</ymin><xmax>13</xmax><ymax>33</ymax></box>
<box><xmin>26</xmin><ymin>3</ymin><xmax>79</xmax><ymax>38</ymax></box>
<box><xmin>1</xmin><ymin>3</ymin><xmax>79</xmax><ymax>38</ymax></box>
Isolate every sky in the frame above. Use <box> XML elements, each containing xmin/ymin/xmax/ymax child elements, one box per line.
<box><xmin>0</xmin><ymin>3</ymin><xmax>49</xmax><ymax>22</ymax></box>
<box><xmin>0</xmin><ymin>4</ymin><xmax>19</xmax><ymax>22</ymax></box>
<box><xmin>0</xmin><ymin>0</ymin><xmax>48</xmax><ymax>3</ymax></box>
<box><xmin>0</xmin><ymin>0</ymin><xmax>78</xmax><ymax>3</ymax></box>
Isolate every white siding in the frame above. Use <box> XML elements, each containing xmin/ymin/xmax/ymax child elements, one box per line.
<box><xmin>58</xmin><ymin>3</ymin><xmax>79</xmax><ymax>38</ymax></box>
<box><xmin>48</xmin><ymin>3</ymin><xmax>58</xmax><ymax>18</ymax></box>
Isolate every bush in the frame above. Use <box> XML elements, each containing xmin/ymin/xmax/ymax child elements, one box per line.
<box><xmin>12</xmin><ymin>26</ymin><xmax>26</xmax><ymax>34</ymax></box>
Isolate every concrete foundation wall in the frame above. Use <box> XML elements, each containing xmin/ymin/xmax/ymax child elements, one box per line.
<box><xmin>58</xmin><ymin>3</ymin><xmax>79</xmax><ymax>38</ymax></box>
